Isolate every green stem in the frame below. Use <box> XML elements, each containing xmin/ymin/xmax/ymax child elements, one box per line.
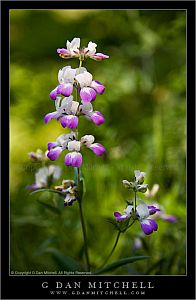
<box><xmin>76</xmin><ymin>58</ymin><xmax>90</xmax><ymax>271</ymax></box>
<box><xmin>101</xmin><ymin>231</ymin><xmax>121</xmax><ymax>268</ymax></box>
<box><xmin>134</xmin><ymin>191</ymin><xmax>137</xmax><ymax>213</ymax></box>
<box><xmin>78</xmin><ymin>196</ymin><xmax>90</xmax><ymax>271</ymax></box>
<box><xmin>77</xmin><ymin>167</ymin><xmax>80</xmax><ymax>183</ymax></box>
<box><xmin>100</xmin><ymin>219</ymin><xmax>136</xmax><ymax>268</ymax></box>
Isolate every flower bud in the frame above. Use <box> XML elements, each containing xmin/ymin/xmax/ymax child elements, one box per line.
<box><xmin>137</xmin><ymin>184</ymin><xmax>148</xmax><ymax>193</ymax></box>
<box><xmin>134</xmin><ymin>170</ymin><xmax>146</xmax><ymax>184</ymax></box>
<box><xmin>122</xmin><ymin>180</ymin><xmax>131</xmax><ymax>189</ymax></box>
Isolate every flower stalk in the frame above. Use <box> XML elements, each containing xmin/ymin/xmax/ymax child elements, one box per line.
<box><xmin>78</xmin><ymin>192</ymin><xmax>90</xmax><ymax>271</ymax></box>
<box><xmin>44</xmin><ymin>37</ymin><xmax>108</xmax><ymax>271</ymax></box>
<box><xmin>101</xmin><ymin>231</ymin><xmax>121</xmax><ymax>268</ymax></box>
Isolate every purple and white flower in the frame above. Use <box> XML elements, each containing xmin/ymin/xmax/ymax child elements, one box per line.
<box><xmin>80</xmin><ymin>135</ymin><xmax>106</xmax><ymax>156</ymax></box>
<box><xmin>64</xmin><ymin>152</ymin><xmax>83</xmax><ymax>168</ymax></box>
<box><xmin>44</xmin><ymin>96</ymin><xmax>79</xmax><ymax>129</ymax></box>
<box><xmin>114</xmin><ymin>202</ymin><xmax>159</xmax><ymax>235</ymax></box>
<box><xmin>57</xmin><ymin>38</ymin><xmax>81</xmax><ymax>59</ymax></box>
<box><xmin>47</xmin><ymin>132</ymin><xmax>76</xmax><ymax>161</ymax></box>
<box><xmin>64</xmin><ymin>140</ymin><xmax>82</xmax><ymax>168</ymax></box>
<box><xmin>27</xmin><ymin>165</ymin><xmax>61</xmax><ymax>191</ymax></box>
<box><xmin>79</xmin><ymin>103</ymin><xmax>105</xmax><ymax>126</ymax></box>
<box><xmin>57</xmin><ymin>38</ymin><xmax>109</xmax><ymax>61</ymax></box>
<box><xmin>47</xmin><ymin>133</ymin><xmax>105</xmax><ymax>168</ymax></box>
<box><xmin>114</xmin><ymin>205</ymin><xmax>133</xmax><ymax>221</ymax></box>
<box><xmin>57</xmin><ymin>66</ymin><xmax>76</xmax><ymax>97</ymax></box>
<box><xmin>50</xmin><ymin>66</ymin><xmax>76</xmax><ymax>100</ymax></box>
<box><xmin>84</xmin><ymin>41</ymin><xmax>109</xmax><ymax>61</ymax></box>
<box><xmin>75</xmin><ymin>71</ymin><xmax>105</xmax><ymax>103</ymax></box>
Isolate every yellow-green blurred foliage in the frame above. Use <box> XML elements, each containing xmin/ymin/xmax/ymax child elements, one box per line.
<box><xmin>10</xmin><ymin>10</ymin><xmax>186</xmax><ymax>274</ymax></box>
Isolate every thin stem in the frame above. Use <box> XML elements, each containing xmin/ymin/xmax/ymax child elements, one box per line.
<box><xmin>75</xmin><ymin>59</ymin><xmax>89</xmax><ymax>270</ymax></box>
<box><xmin>77</xmin><ymin>167</ymin><xmax>80</xmax><ymax>183</ymax></box>
<box><xmin>134</xmin><ymin>191</ymin><xmax>137</xmax><ymax>213</ymax></box>
<box><xmin>78</xmin><ymin>199</ymin><xmax>90</xmax><ymax>271</ymax></box>
<box><xmin>79</xmin><ymin>59</ymin><xmax>83</xmax><ymax>68</ymax></box>
<box><xmin>101</xmin><ymin>231</ymin><xmax>121</xmax><ymax>268</ymax></box>
<box><xmin>100</xmin><ymin>219</ymin><xmax>136</xmax><ymax>268</ymax></box>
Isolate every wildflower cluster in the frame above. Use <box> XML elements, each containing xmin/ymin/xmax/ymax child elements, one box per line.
<box><xmin>114</xmin><ymin>170</ymin><xmax>160</xmax><ymax>235</ymax></box>
<box><xmin>45</xmin><ymin>38</ymin><xmax>108</xmax><ymax>168</ymax></box>
<box><xmin>26</xmin><ymin>37</ymin><xmax>178</xmax><ymax>273</ymax></box>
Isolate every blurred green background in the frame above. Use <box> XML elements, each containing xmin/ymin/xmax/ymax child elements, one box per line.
<box><xmin>10</xmin><ymin>10</ymin><xmax>186</xmax><ymax>275</ymax></box>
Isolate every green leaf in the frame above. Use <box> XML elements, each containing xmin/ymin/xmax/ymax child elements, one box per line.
<box><xmin>30</xmin><ymin>188</ymin><xmax>65</xmax><ymax>197</ymax></box>
<box><xmin>94</xmin><ymin>256</ymin><xmax>149</xmax><ymax>275</ymax></box>
<box><xmin>45</xmin><ymin>248</ymin><xmax>81</xmax><ymax>271</ymax></box>
<box><xmin>37</xmin><ymin>200</ymin><xmax>61</xmax><ymax>215</ymax></box>
<box><xmin>104</xmin><ymin>217</ymin><xmax>120</xmax><ymax>231</ymax></box>
<box><xmin>57</xmin><ymin>197</ymin><xmax>65</xmax><ymax>209</ymax></box>
<box><xmin>33</xmin><ymin>237</ymin><xmax>59</xmax><ymax>257</ymax></box>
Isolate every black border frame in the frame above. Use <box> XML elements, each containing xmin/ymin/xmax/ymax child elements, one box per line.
<box><xmin>1</xmin><ymin>1</ymin><xmax>195</xmax><ymax>299</ymax></box>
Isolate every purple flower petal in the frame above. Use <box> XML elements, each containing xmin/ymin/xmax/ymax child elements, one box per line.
<box><xmin>57</xmin><ymin>48</ymin><xmax>71</xmax><ymax>58</ymax></box>
<box><xmin>90</xmin><ymin>53</ymin><xmax>109</xmax><ymax>61</ymax></box>
<box><xmin>44</xmin><ymin>112</ymin><xmax>58</xmax><ymax>124</ymax></box>
<box><xmin>114</xmin><ymin>212</ymin><xmax>129</xmax><ymax>221</ymax></box>
<box><xmin>161</xmin><ymin>214</ymin><xmax>177</xmax><ymax>223</ymax></box>
<box><xmin>57</xmin><ymin>83</ymin><xmax>73</xmax><ymax>97</ymax></box>
<box><xmin>90</xmin><ymin>111</ymin><xmax>105</xmax><ymax>126</ymax></box>
<box><xmin>64</xmin><ymin>153</ymin><xmax>72</xmax><ymax>166</ymax></box>
<box><xmin>47</xmin><ymin>142</ymin><xmax>58</xmax><ymax>151</ymax></box>
<box><xmin>71</xmin><ymin>152</ymin><xmax>83</xmax><ymax>167</ymax></box>
<box><xmin>57</xmin><ymin>48</ymin><xmax>70</xmax><ymax>55</ymax></box>
<box><xmin>67</xmin><ymin>116</ymin><xmax>78</xmax><ymax>129</ymax></box>
<box><xmin>50</xmin><ymin>88</ymin><xmax>58</xmax><ymax>100</ymax></box>
<box><xmin>47</xmin><ymin>147</ymin><xmax>62</xmax><ymax>161</ymax></box>
<box><xmin>60</xmin><ymin>115</ymin><xmax>78</xmax><ymax>129</ymax></box>
<box><xmin>148</xmin><ymin>205</ymin><xmax>160</xmax><ymax>215</ymax></box>
<box><xmin>89</xmin><ymin>143</ymin><xmax>106</xmax><ymax>156</ymax></box>
<box><xmin>60</xmin><ymin>116</ymin><xmax>68</xmax><ymax>128</ymax></box>
<box><xmin>80</xmin><ymin>87</ymin><xmax>97</xmax><ymax>103</ymax></box>
<box><xmin>26</xmin><ymin>183</ymin><xmax>39</xmax><ymax>191</ymax></box>
<box><xmin>91</xmin><ymin>80</ymin><xmax>105</xmax><ymax>94</ymax></box>
<box><xmin>64</xmin><ymin>152</ymin><xmax>83</xmax><ymax>168</ymax></box>
<box><xmin>140</xmin><ymin>219</ymin><xmax>158</xmax><ymax>235</ymax></box>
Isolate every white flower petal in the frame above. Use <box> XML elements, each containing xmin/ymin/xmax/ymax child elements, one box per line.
<box><xmin>58</xmin><ymin>66</ymin><xmax>76</xmax><ymax>84</ymax></box>
<box><xmin>79</xmin><ymin>103</ymin><xmax>93</xmax><ymax>115</ymax></box>
<box><xmin>70</xmin><ymin>101</ymin><xmax>79</xmax><ymax>115</ymax></box>
<box><xmin>68</xmin><ymin>140</ymin><xmax>81</xmax><ymax>152</ymax></box>
<box><xmin>136</xmin><ymin>203</ymin><xmax>149</xmax><ymax>220</ymax></box>
<box><xmin>35</xmin><ymin>167</ymin><xmax>48</xmax><ymax>186</ymax></box>
<box><xmin>75</xmin><ymin>67</ymin><xmax>87</xmax><ymax>76</ymax></box>
<box><xmin>87</xmin><ymin>41</ymin><xmax>97</xmax><ymax>55</ymax></box>
<box><xmin>67</xmin><ymin>38</ymin><xmax>80</xmax><ymax>54</ymax></box>
<box><xmin>124</xmin><ymin>205</ymin><xmax>134</xmax><ymax>216</ymax></box>
<box><xmin>56</xmin><ymin>133</ymin><xmax>76</xmax><ymax>147</ymax></box>
<box><xmin>57</xmin><ymin>96</ymin><xmax>73</xmax><ymax>114</ymax></box>
<box><xmin>80</xmin><ymin>135</ymin><xmax>95</xmax><ymax>147</ymax></box>
<box><xmin>48</xmin><ymin>165</ymin><xmax>61</xmax><ymax>179</ymax></box>
<box><xmin>75</xmin><ymin>71</ymin><xmax>93</xmax><ymax>88</ymax></box>
<box><xmin>55</xmin><ymin>96</ymin><xmax>62</xmax><ymax>110</ymax></box>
